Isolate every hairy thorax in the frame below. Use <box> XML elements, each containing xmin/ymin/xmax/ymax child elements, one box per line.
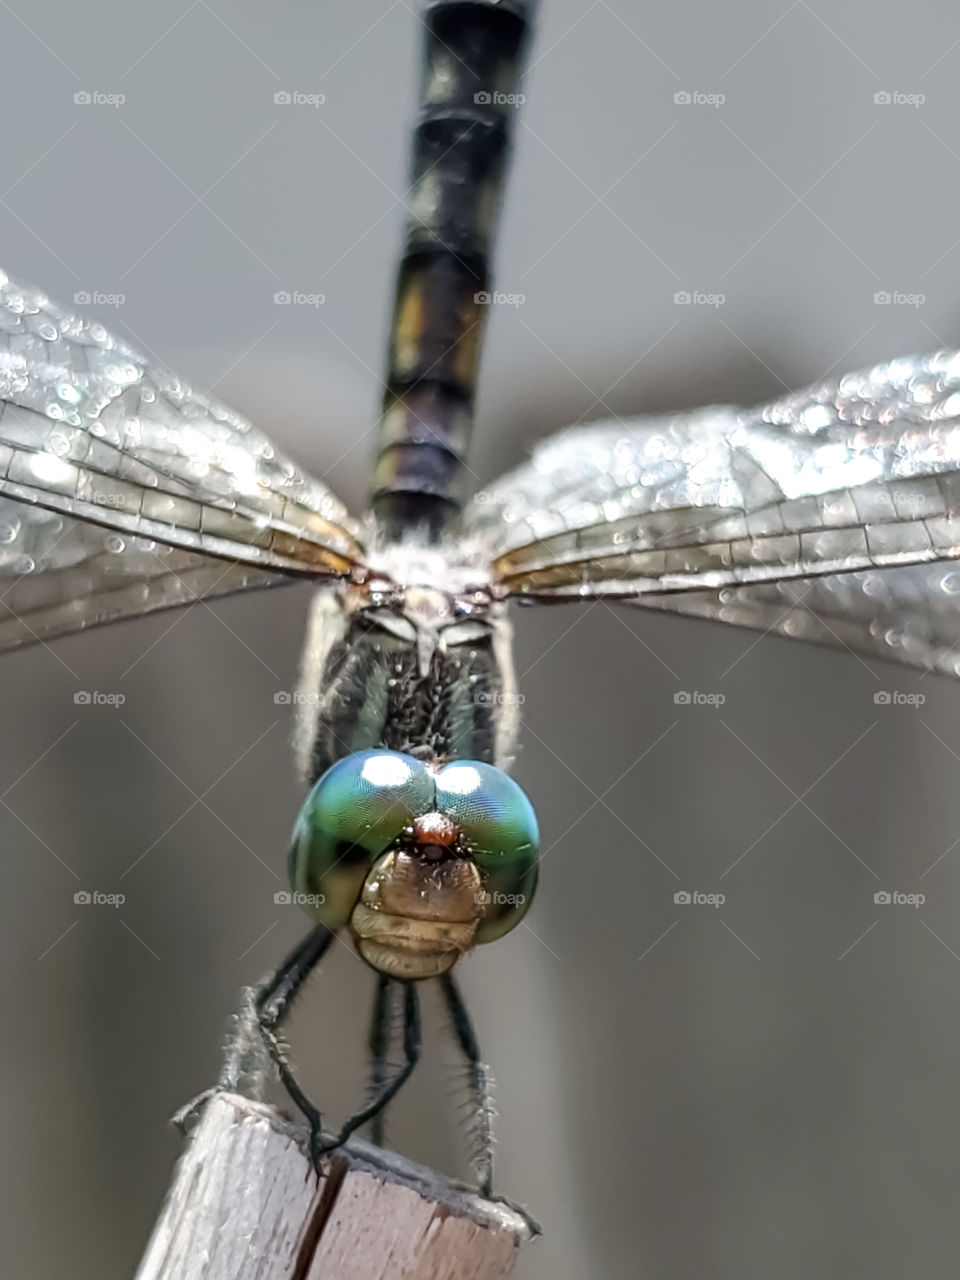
<box><xmin>293</xmin><ymin>545</ymin><xmax>520</xmax><ymax>785</ymax></box>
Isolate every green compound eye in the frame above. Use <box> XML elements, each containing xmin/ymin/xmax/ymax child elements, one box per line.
<box><xmin>435</xmin><ymin>760</ymin><xmax>539</xmax><ymax>943</ymax></box>
<box><xmin>288</xmin><ymin>750</ymin><xmax>434</xmax><ymax>929</ymax></box>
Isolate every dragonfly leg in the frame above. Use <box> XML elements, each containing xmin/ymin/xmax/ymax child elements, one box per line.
<box><xmin>255</xmin><ymin>925</ymin><xmax>336</xmax><ymax>1158</ymax></box>
<box><xmin>315</xmin><ymin>981</ymin><xmax>421</xmax><ymax>1157</ymax></box>
<box><xmin>366</xmin><ymin>973</ymin><xmax>398</xmax><ymax>1147</ymax></box>
<box><xmin>173</xmin><ymin>925</ymin><xmax>334</xmax><ymax>1136</ymax></box>
<box><xmin>439</xmin><ymin>971</ymin><xmax>495</xmax><ymax>1198</ymax></box>
<box><xmin>172</xmin><ymin>983</ymin><xmax>269</xmax><ymax>1132</ymax></box>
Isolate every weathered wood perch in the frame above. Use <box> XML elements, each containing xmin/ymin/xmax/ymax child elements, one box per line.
<box><xmin>135</xmin><ymin>1093</ymin><xmax>534</xmax><ymax>1279</ymax></box>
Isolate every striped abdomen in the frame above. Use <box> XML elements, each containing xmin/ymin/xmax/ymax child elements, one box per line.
<box><xmin>371</xmin><ymin>0</ymin><xmax>534</xmax><ymax>540</ymax></box>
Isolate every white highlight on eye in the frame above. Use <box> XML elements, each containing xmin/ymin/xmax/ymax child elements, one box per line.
<box><xmin>362</xmin><ymin>754</ymin><xmax>413</xmax><ymax>788</ymax></box>
<box><xmin>438</xmin><ymin>764</ymin><xmax>482</xmax><ymax>795</ymax></box>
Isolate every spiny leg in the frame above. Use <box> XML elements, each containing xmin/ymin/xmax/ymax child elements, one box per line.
<box><xmin>316</xmin><ymin>980</ymin><xmax>421</xmax><ymax>1155</ymax></box>
<box><xmin>439</xmin><ymin>971</ymin><xmax>496</xmax><ymax>1198</ymax></box>
<box><xmin>366</xmin><ymin>974</ymin><xmax>399</xmax><ymax>1147</ymax></box>
<box><xmin>255</xmin><ymin>925</ymin><xmax>336</xmax><ymax>1157</ymax></box>
<box><xmin>173</xmin><ymin>925</ymin><xmax>334</xmax><ymax>1133</ymax></box>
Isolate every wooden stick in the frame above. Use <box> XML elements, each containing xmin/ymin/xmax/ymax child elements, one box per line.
<box><xmin>135</xmin><ymin>1092</ymin><xmax>535</xmax><ymax>1280</ymax></box>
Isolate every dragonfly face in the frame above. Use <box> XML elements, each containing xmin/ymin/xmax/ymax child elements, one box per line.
<box><xmin>288</xmin><ymin>749</ymin><xmax>539</xmax><ymax>979</ymax></box>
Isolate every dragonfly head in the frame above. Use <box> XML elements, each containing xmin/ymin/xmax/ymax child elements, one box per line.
<box><xmin>287</xmin><ymin>749</ymin><xmax>539</xmax><ymax>980</ymax></box>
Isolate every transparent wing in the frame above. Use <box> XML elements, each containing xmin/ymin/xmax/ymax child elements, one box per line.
<box><xmin>638</xmin><ymin>566</ymin><xmax>960</xmax><ymax>678</ymax></box>
<box><xmin>0</xmin><ymin>268</ymin><xmax>364</xmax><ymax>587</ymax></box>
<box><xmin>0</xmin><ymin>496</ymin><xmax>291</xmax><ymax>651</ymax></box>
<box><xmin>467</xmin><ymin>352</ymin><xmax>960</xmax><ymax>602</ymax></box>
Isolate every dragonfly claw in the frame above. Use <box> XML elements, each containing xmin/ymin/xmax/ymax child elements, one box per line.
<box><xmin>308</xmin><ymin>1129</ymin><xmax>343</xmax><ymax>1175</ymax></box>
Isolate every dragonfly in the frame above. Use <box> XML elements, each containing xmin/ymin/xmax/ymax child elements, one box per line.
<box><xmin>5</xmin><ymin>0</ymin><xmax>960</xmax><ymax>1202</ymax></box>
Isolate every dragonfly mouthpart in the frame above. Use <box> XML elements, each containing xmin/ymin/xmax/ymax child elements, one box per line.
<box><xmin>351</xmin><ymin>840</ymin><xmax>483</xmax><ymax>979</ymax></box>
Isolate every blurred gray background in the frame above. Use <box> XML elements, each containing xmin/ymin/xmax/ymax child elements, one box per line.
<box><xmin>2</xmin><ymin>1</ymin><xmax>960</xmax><ymax>1276</ymax></box>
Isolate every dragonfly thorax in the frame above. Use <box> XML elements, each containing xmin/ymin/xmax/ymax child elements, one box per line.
<box><xmin>295</xmin><ymin>574</ymin><xmax>520</xmax><ymax>785</ymax></box>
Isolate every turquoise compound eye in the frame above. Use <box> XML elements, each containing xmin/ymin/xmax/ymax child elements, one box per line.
<box><xmin>288</xmin><ymin>750</ymin><xmax>433</xmax><ymax>929</ymax></box>
<box><xmin>435</xmin><ymin>761</ymin><xmax>539</xmax><ymax>943</ymax></box>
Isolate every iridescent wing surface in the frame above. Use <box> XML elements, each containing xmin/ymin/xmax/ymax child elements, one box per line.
<box><xmin>465</xmin><ymin>352</ymin><xmax>960</xmax><ymax>674</ymax></box>
<box><xmin>0</xmin><ymin>497</ymin><xmax>290</xmax><ymax>650</ymax></box>
<box><xmin>636</xmin><ymin>564</ymin><xmax>960</xmax><ymax>679</ymax></box>
<box><xmin>0</xmin><ymin>269</ymin><xmax>364</xmax><ymax>650</ymax></box>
